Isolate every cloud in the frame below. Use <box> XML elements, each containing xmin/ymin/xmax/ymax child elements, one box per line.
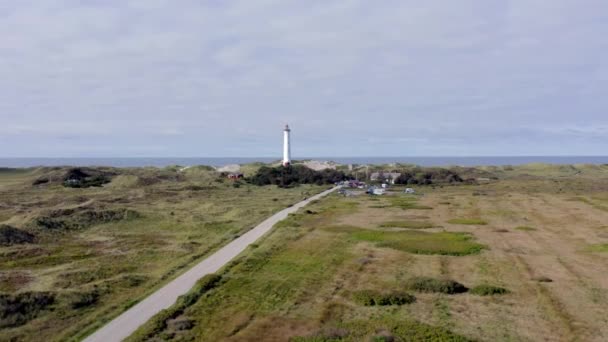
<box><xmin>0</xmin><ymin>0</ymin><xmax>607</xmax><ymax>157</ymax></box>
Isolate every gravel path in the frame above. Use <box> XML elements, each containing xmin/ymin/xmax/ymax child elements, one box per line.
<box><xmin>84</xmin><ymin>186</ymin><xmax>339</xmax><ymax>342</ymax></box>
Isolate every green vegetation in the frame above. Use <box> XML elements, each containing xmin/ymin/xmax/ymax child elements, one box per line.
<box><xmin>379</xmin><ymin>220</ymin><xmax>436</xmax><ymax>229</ymax></box>
<box><xmin>350</xmin><ymin>229</ymin><xmax>485</xmax><ymax>256</ymax></box>
<box><xmin>248</xmin><ymin>165</ymin><xmax>347</xmax><ymax>187</ymax></box>
<box><xmin>447</xmin><ymin>218</ymin><xmax>488</xmax><ymax>225</ymax></box>
<box><xmin>0</xmin><ymin>166</ymin><xmax>326</xmax><ymax>341</ymax></box>
<box><xmin>586</xmin><ymin>244</ymin><xmax>608</xmax><ymax>253</ymax></box>
<box><xmin>393</xmin><ymin>168</ymin><xmax>463</xmax><ymax>185</ymax></box>
<box><xmin>469</xmin><ymin>285</ymin><xmax>509</xmax><ymax>296</ymax></box>
<box><xmin>406</xmin><ymin>277</ymin><xmax>468</xmax><ymax>294</ymax></box>
<box><xmin>352</xmin><ymin>290</ymin><xmax>416</xmax><ymax>306</ymax></box>
<box><xmin>515</xmin><ymin>226</ymin><xmax>537</xmax><ymax>231</ymax></box>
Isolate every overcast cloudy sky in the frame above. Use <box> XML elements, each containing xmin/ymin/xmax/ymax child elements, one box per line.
<box><xmin>1</xmin><ymin>0</ymin><xmax>607</xmax><ymax>157</ymax></box>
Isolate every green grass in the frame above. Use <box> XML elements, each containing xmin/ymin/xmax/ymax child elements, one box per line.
<box><xmin>447</xmin><ymin>218</ymin><xmax>488</xmax><ymax>225</ymax></box>
<box><xmin>379</xmin><ymin>220</ymin><xmax>436</xmax><ymax>229</ymax></box>
<box><xmin>586</xmin><ymin>244</ymin><xmax>608</xmax><ymax>253</ymax></box>
<box><xmin>388</xmin><ymin>197</ymin><xmax>433</xmax><ymax>210</ymax></box>
<box><xmin>469</xmin><ymin>285</ymin><xmax>509</xmax><ymax>296</ymax></box>
<box><xmin>515</xmin><ymin>226</ymin><xmax>537</xmax><ymax>231</ymax></box>
<box><xmin>348</xmin><ymin>229</ymin><xmax>485</xmax><ymax>256</ymax></box>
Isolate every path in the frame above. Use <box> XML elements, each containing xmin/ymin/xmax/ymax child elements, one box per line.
<box><xmin>84</xmin><ymin>186</ymin><xmax>339</xmax><ymax>342</ymax></box>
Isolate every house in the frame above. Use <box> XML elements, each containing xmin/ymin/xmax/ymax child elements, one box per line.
<box><xmin>227</xmin><ymin>173</ymin><xmax>244</xmax><ymax>180</ymax></box>
<box><xmin>370</xmin><ymin>172</ymin><xmax>401</xmax><ymax>184</ymax></box>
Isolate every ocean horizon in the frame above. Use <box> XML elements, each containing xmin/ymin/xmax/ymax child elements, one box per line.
<box><xmin>1</xmin><ymin>156</ymin><xmax>608</xmax><ymax>168</ymax></box>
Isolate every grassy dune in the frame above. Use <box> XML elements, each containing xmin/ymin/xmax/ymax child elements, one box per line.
<box><xmin>0</xmin><ymin>167</ymin><xmax>325</xmax><ymax>341</ymax></box>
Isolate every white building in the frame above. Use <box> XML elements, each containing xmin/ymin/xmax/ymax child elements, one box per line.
<box><xmin>283</xmin><ymin>124</ymin><xmax>291</xmax><ymax>166</ymax></box>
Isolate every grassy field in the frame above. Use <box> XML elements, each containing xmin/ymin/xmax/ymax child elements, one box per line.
<box><xmin>127</xmin><ymin>164</ymin><xmax>608</xmax><ymax>341</ymax></box>
<box><xmin>0</xmin><ymin>167</ymin><xmax>326</xmax><ymax>341</ymax></box>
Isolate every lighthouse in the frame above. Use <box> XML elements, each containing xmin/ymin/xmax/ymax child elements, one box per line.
<box><xmin>283</xmin><ymin>124</ymin><xmax>291</xmax><ymax>166</ymax></box>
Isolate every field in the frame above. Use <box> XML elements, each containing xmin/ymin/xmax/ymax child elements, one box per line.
<box><xmin>128</xmin><ymin>164</ymin><xmax>608</xmax><ymax>341</ymax></box>
<box><xmin>0</xmin><ymin>166</ymin><xmax>326</xmax><ymax>341</ymax></box>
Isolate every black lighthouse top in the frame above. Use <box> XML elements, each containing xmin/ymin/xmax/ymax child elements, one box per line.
<box><xmin>284</xmin><ymin>124</ymin><xmax>290</xmax><ymax>131</ymax></box>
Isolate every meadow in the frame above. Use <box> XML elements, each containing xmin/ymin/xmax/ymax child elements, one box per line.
<box><xmin>128</xmin><ymin>164</ymin><xmax>608</xmax><ymax>341</ymax></box>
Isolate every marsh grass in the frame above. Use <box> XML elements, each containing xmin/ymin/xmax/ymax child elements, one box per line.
<box><xmin>447</xmin><ymin>218</ymin><xmax>488</xmax><ymax>225</ymax></box>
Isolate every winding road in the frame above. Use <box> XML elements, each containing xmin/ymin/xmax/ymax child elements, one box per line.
<box><xmin>84</xmin><ymin>186</ymin><xmax>339</xmax><ymax>342</ymax></box>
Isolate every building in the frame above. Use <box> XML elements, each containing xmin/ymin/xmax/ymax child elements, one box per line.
<box><xmin>227</xmin><ymin>173</ymin><xmax>244</xmax><ymax>180</ymax></box>
<box><xmin>370</xmin><ymin>172</ymin><xmax>401</xmax><ymax>184</ymax></box>
<box><xmin>283</xmin><ymin>124</ymin><xmax>291</xmax><ymax>166</ymax></box>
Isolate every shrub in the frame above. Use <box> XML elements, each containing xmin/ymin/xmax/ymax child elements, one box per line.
<box><xmin>0</xmin><ymin>225</ymin><xmax>36</xmax><ymax>246</ymax></box>
<box><xmin>407</xmin><ymin>277</ymin><xmax>468</xmax><ymax>294</ymax></box>
<box><xmin>70</xmin><ymin>289</ymin><xmax>100</xmax><ymax>309</ymax></box>
<box><xmin>63</xmin><ymin>168</ymin><xmax>112</xmax><ymax>188</ymax></box>
<box><xmin>248</xmin><ymin>165</ymin><xmax>347</xmax><ymax>187</ymax></box>
<box><xmin>0</xmin><ymin>292</ymin><xmax>55</xmax><ymax>328</ymax></box>
<box><xmin>353</xmin><ymin>290</ymin><xmax>415</xmax><ymax>306</ymax></box>
<box><xmin>470</xmin><ymin>285</ymin><xmax>508</xmax><ymax>296</ymax></box>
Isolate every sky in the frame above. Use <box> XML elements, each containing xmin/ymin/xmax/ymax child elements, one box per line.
<box><xmin>0</xmin><ymin>0</ymin><xmax>607</xmax><ymax>158</ymax></box>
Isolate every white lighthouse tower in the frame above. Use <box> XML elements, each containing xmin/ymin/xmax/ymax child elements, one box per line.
<box><xmin>282</xmin><ymin>124</ymin><xmax>291</xmax><ymax>166</ymax></box>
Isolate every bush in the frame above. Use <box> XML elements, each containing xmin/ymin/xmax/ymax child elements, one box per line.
<box><xmin>407</xmin><ymin>277</ymin><xmax>468</xmax><ymax>294</ymax></box>
<box><xmin>470</xmin><ymin>285</ymin><xmax>508</xmax><ymax>296</ymax></box>
<box><xmin>248</xmin><ymin>165</ymin><xmax>347</xmax><ymax>187</ymax></box>
<box><xmin>0</xmin><ymin>292</ymin><xmax>55</xmax><ymax>328</ymax></box>
<box><xmin>393</xmin><ymin>168</ymin><xmax>463</xmax><ymax>185</ymax></box>
<box><xmin>0</xmin><ymin>225</ymin><xmax>36</xmax><ymax>246</ymax></box>
<box><xmin>353</xmin><ymin>290</ymin><xmax>416</xmax><ymax>306</ymax></box>
<box><xmin>63</xmin><ymin>168</ymin><xmax>112</xmax><ymax>188</ymax></box>
<box><xmin>70</xmin><ymin>289</ymin><xmax>100</xmax><ymax>309</ymax></box>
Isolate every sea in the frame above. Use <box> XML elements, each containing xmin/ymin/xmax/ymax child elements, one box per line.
<box><xmin>1</xmin><ymin>156</ymin><xmax>608</xmax><ymax>168</ymax></box>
